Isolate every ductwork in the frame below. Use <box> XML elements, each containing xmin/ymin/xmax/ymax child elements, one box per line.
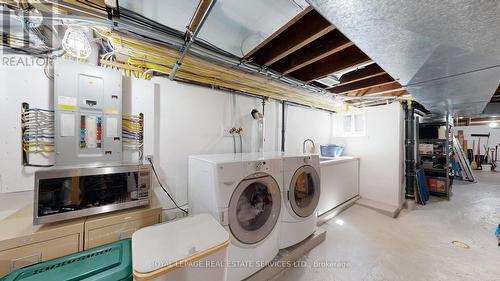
<box><xmin>307</xmin><ymin>0</ymin><xmax>500</xmax><ymax>115</ymax></box>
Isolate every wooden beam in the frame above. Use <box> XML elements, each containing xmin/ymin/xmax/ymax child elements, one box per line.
<box><xmin>348</xmin><ymin>90</ymin><xmax>408</xmax><ymax>106</ymax></box>
<box><xmin>329</xmin><ymin>73</ymin><xmax>394</xmax><ymax>94</ymax></box>
<box><xmin>249</xmin><ymin>9</ymin><xmax>334</xmax><ymax>66</ymax></box>
<box><xmin>328</xmin><ymin>64</ymin><xmax>386</xmax><ymax>88</ymax></box>
<box><xmin>186</xmin><ymin>0</ymin><xmax>212</xmax><ymax>37</ymax></box>
<box><xmin>345</xmin><ymin>81</ymin><xmax>403</xmax><ymax>97</ymax></box>
<box><xmin>244</xmin><ymin>6</ymin><xmax>313</xmax><ymax>59</ymax></box>
<box><xmin>288</xmin><ymin>45</ymin><xmax>371</xmax><ymax>82</ymax></box>
<box><xmin>269</xmin><ymin>29</ymin><xmax>352</xmax><ymax>74</ymax></box>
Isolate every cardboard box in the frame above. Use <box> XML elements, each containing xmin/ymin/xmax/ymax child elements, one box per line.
<box><xmin>435</xmin><ymin>179</ymin><xmax>446</xmax><ymax>192</ymax></box>
<box><xmin>419</xmin><ymin>143</ymin><xmax>433</xmax><ymax>155</ymax></box>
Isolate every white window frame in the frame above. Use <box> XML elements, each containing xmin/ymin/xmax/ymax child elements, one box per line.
<box><xmin>341</xmin><ymin>112</ymin><xmax>366</xmax><ymax>137</ymax></box>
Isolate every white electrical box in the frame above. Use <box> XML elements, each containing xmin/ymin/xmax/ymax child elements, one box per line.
<box><xmin>54</xmin><ymin>59</ymin><xmax>123</xmax><ymax>165</ymax></box>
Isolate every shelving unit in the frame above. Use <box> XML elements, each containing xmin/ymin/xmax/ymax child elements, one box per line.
<box><xmin>417</xmin><ymin>116</ymin><xmax>454</xmax><ymax>197</ymax></box>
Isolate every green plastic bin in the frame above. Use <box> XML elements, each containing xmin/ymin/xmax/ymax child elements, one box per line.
<box><xmin>1</xmin><ymin>239</ymin><xmax>132</xmax><ymax>281</ymax></box>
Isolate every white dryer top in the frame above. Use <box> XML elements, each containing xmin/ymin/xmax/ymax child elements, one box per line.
<box><xmin>132</xmin><ymin>214</ymin><xmax>230</xmax><ymax>274</ymax></box>
<box><xmin>190</xmin><ymin>152</ymin><xmax>283</xmax><ymax>164</ymax></box>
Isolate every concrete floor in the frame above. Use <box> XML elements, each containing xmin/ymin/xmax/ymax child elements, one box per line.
<box><xmin>273</xmin><ymin>171</ymin><xmax>500</xmax><ymax>281</ymax></box>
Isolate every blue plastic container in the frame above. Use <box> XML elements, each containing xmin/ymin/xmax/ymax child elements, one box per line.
<box><xmin>320</xmin><ymin>144</ymin><xmax>344</xmax><ymax>157</ymax></box>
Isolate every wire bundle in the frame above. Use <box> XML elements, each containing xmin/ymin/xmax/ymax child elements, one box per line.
<box><xmin>93</xmin><ymin>28</ymin><xmax>337</xmax><ymax>111</ymax></box>
<box><xmin>21</xmin><ymin>108</ymin><xmax>55</xmax><ymax>153</ymax></box>
<box><xmin>122</xmin><ymin>114</ymin><xmax>143</xmax><ymax>150</ymax></box>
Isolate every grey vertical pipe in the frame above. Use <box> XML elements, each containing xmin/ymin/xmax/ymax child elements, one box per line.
<box><xmin>405</xmin><ymin>102</ymin><xmax>416</xmax><ymax>199</ymax></box>
<box><xmin>281</xmin><ymin>101</ymin><xmax>287</xmax><ymax>152</ymax></box>
<box><xmin>170</xmin><ymin>0</ymin><xmax>217</xmax><ymax>80</ymax></box>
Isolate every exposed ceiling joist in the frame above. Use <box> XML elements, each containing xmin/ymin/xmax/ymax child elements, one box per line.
<box><xmin>331</xmin><ymin>64</ymin><xmax>385</xmax><ymax>87</ymax></box>
<box><xmin>346</xmin><ymin>81</ymin><xmax>403</xmax><ymax>97</ymax></box>
<box><xmin>269</xmin><ymin>29</ymin><xmax>352</xmax><ymax>74</ymax></box>
<box><xmin>288</xmin><ymin>45</ymin><xmax>371</xmax><ymax>82</ymax></box>
<box><xmin>247</xmin><ymin>9</ymin><xmax>334</xmax><ymax>66</ymax></box>
<box><xmin>348</xmin><ymin>90</ymin><xmax>408</xmax><ymax>106</ymax></box>
<box><xmin>244</xmin><ymin>6</ymin><xmax>313</xmax><ymax>59</ymax></box>
<box><xmin>488</xmin><ymin>85</ymin><xmax>500</xmax><ymax>103</ymax></box>
<box><xmin>186</xmin><ymin>0</ymin><xmax>212</xmax><ymax>38</ymax></box>
<box><xmin>329</xmin><ymin>73</ymin><xmax>394</xmax><ymax>94</ymax></box>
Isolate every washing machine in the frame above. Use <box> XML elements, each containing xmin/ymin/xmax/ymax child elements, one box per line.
<box><xmin>280</xmin><ymin>153</ymin><xmax>321</xmax><ymax>249</ymax></box>
<box><xmin>188</xmin><ymin>153</ymin><xmax>283</xmax><ymax>281</ymax></box>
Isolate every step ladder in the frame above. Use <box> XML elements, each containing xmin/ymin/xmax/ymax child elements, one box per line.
<box><xmin>453</xmin><ymin>136</ymin><xmax>476</xmax><ymax>182</ymax></box>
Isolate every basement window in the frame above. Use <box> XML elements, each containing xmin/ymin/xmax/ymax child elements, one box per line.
<box><xmin>342</xmin><ymin>113</ymin><xmax>365</xmax><ymax>136</ymax></box>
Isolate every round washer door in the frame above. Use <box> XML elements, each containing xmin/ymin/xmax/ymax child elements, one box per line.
<box><xmin>228</xmin><ymin>173</ymin><xmax>281</xmax><ymax>245</ymax></box>
<box><xmin>289</xmin><ymin>165</ymin><xmax>320</xmax><ymax>218</ymax></box>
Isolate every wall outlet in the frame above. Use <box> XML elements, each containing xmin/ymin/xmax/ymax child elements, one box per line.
<box><xmin>145</xmin><ymin>155</ymin><xmax>154</xmax><ymax>163</ymax></box>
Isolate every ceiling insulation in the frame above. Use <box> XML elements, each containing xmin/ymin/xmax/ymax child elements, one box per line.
<box><xmin>307</xmin><ymin>0</ymin><xmax>500</xmax><ymax>115</ymax></box>
<box><xmin>120</xmin><ymin>0</ymin><xmax>310</xmax><ymax>57</ymax></box>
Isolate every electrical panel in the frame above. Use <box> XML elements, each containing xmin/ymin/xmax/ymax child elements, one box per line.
<box><xmin>54</xmin><ymin>59</ymin><xmax>122</xmax><ymax>165</ymax></box>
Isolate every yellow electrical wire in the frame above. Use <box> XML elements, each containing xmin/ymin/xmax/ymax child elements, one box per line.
<box><xmin>92</xmin><ymin>28</ymin><xmax>337</xmax><ymax>111</ymax></box>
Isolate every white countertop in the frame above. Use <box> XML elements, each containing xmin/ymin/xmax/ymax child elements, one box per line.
<box><xmin>320</xmin><ymin>156</ymin><xmax>359</xmax><ymax>165</ymax></box>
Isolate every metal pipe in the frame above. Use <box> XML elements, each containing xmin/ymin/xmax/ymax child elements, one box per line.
<box><xmin>170</xmin><ymin>0</ymin><xmax>217</xmax><ymax>80</ymax></box>
<box><xmin>281</xmin><ymin>101</ymin><xmax>287</xmax><ymax>152</ymax></box>
<box><xmin>303</xmin><ymin>139</ymin><xmax>315</xmax><ymax>154</ymax></box>
<box><xmin>15</xmin><ymin>9</ymin><xmax>333</xmax><ymax>99</ymax></box>
<box><xmin>260</xmin><ymin>99</ymin><xmax>266</xmax><ymax>152</ymax></box>
<box><xmin>404</xmin><ymin>101</ymin><xmax>416</xmax><ymax>200</ymax></box>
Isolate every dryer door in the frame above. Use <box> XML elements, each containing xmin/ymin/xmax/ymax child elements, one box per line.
<box><xmin>289</xmin><ymin>165</ymin><xmax>320</xmax><ymax>218</ymax></box>
<box><xmin>228</xmin><ymin>173</ymin><xmax>281</xmax><ymax>245</ymax></box>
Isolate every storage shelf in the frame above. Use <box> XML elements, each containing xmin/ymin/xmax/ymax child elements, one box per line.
<box><xmin>429</xmin><ymin>190</ymin><xmax>449</xmax><ymax>197</ymax></box>
<box><xmin>419</xmin><ymin>154</ymin><xmax>448</xmax><ymax>158</ymax></box>
<box><xmin>418</xmin><ymin>116</ymin><xmax>453</xmax><ymax>198</ymax></box>
<box><xmin>423</xmin><ymin>167</ymin><xmax>447</xmax><ymax>173</ymax></box>
<box><xmin>419</xmin><ymin>139</ymin><xmax>447</xmax><ymax>142</ymax></box>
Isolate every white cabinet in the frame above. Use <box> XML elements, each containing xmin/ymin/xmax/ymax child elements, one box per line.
<box><xmin>318</xmin><ymin>157</ymin><xmax>359</xmax><ymax>216</ymax></box>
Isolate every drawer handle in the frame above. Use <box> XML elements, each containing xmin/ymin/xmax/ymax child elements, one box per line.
<box><xmin>10</xmin><ymin>252</ymin><xmax>42</xmax><ymax>271</ymax></box>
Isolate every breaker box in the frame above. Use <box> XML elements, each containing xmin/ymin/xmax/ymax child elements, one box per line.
<box><xmin>54</xmin><ymin>59</ymin><xmax>122</xmax><ymax>165</ymax></box>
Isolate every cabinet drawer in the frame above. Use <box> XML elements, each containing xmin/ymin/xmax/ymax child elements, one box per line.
<box><xmin>0</xmin><ymin>234</ymin><xmax>80</xmax><ymax>277</ymax></box>
<box><xmin>85</xmin><ymin>215</ymin><xmax>159</xmax><ymax>249</ymax></box>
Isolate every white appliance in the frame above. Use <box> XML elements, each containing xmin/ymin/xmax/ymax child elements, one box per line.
<box><xmin>188</xmin><ymin>153</ymin><xmax>283</xmax><ymax>281</ymax></box>
<box><xmin>280</xmin><ymin>154</ymin><xmax>321</xmax><ymax>249</ymax></box>
<box><xmin>132</xmin><ymin>214</ymin><xmax>230</xmax><ymax>281</ymax></box>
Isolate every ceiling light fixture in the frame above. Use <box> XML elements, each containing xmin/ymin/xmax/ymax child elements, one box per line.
<box><xmin>62</xmin><ymin>27</ymin><xmax>92</xmax><ymax>59</ymax></box>
<box><xmin>489</xmin><ymin>122</ymin><xmax>498</xmax><ymax>128</ymax></box>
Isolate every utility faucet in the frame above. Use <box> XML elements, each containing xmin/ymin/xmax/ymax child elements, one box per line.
<box><xmin>303</xmin><ymin>139</ymin><xmax>315</xmax><ymax>153</ymax></box>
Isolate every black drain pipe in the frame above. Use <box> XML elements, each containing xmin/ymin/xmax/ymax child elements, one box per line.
<box><xmin>281</xmin><ymin>101</ymin><xmax>287</xmax><ymax>152</ymax></box>
<box><xmin>404</xmin><ymin>101</ymin><xmax>416</xmax><ymax>199</ymax></box>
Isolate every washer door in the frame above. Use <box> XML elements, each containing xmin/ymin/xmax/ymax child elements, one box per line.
<box><xmin>228</xmin><ymin>173</ymin><xmax>281</xmax><ymax>245</ymax></box>
<box><xmin>289</xmin><ymin>165</ymin><xmax>320</xmax><ymax>218</ymax></box>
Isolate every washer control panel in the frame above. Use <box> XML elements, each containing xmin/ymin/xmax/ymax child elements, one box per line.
<box><xmin>253</xmin><ymin>160</ymin><xmax>268</xmax><ymax>171</ymax></box>
<box><xmin>303</xmin><ymin>156</ymin><xmax>312</xmax><ymax>164</ymax></box>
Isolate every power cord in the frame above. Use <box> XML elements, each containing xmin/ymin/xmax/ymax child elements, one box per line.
<box><xmin>147</xmin><ymin>158</ymin><xmax>188</xmax><ymax>214</ymax></box>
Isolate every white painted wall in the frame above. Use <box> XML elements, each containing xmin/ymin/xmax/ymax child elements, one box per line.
<box><xmin>0</xmin><ymin>60</ymin><xmax>335</xmax><ymax>219</ymax></box>
<box><xmin>285</xmin><ymin>105</ymin><xmax>334</xmax><ymax>154</ymax></box>
<box><xmin>0</xmin><ymin>66</ymin><xmax>53</xmax><ymax>193</ymax></box>
<box><xmin>455</xmin><ymin>124</ymin><xmax>500</xmax><ymax>155</ymax></box>
<box><xmin>333</xmin><ymin>103</ymin><xmax>405</xmax><ymax>209</ymax></box>
<box><xmin>151</xmin><ymin>77</ymin><xmax>281</xmax><ymax>211</ymax></box>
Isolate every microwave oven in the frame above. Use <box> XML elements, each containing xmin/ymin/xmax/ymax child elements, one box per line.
<box><xmin>34</xmin><ymin>164</ymin><xmax>151</xmax><ymax>224</ymax></box>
